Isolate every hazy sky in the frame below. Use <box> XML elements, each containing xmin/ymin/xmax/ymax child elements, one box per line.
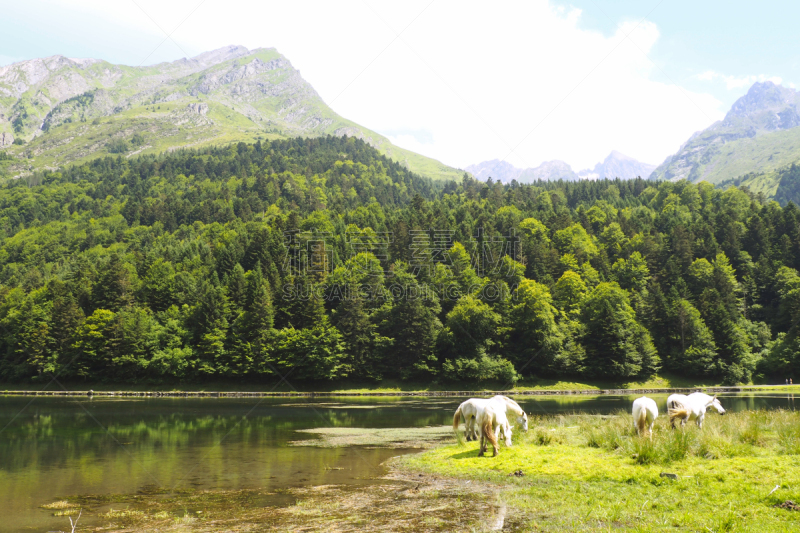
<box><xmin>1</xmin><ymin>0</ymin><xmax>796</xmax><ymax>171</ymax></box>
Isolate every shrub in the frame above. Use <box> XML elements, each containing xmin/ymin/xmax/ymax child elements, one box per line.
<box><xmin>440</xmin><ymin>353</ymin><xmax>519</xmax><ymax>384</ymax></box>
<box><xmin>107</xmin><ymin>139</ymin><xmax>129</xmax><ymax>153</ymax></box>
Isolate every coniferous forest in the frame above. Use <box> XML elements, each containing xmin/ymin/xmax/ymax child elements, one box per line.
<box><xmin>1</xmin><ymin>135</ymin><xmax>799</xmax><ymax>385</ymax></box>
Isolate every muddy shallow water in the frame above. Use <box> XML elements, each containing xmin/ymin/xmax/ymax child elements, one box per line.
<box><xmin>1</xmin><ymin>392</ymin><xmax>795</xmax><ymax>532</ymax></box>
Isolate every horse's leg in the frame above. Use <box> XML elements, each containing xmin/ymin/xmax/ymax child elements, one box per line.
<box><xmin>478</xmin><ymin>429</ymin><xmax>485</xmax><ymax>457</ymax></box>
<box><xmin>697</xmin><ymin>414</ymin><xmax>704</xmax><ymax>429</ymax></box>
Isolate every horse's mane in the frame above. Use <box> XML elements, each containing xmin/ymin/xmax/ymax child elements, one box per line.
<box><xmin>495</xmin><ymin>395</ymin><xmax>525</xmax><ymax>417</ymax></box>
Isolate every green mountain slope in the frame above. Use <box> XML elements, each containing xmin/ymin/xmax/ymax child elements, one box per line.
<box><xmin>652</xmin><ymin>81</ymin><xmax>800</xmax><ymax>185</ymax></box>
<box><xmin>0</xmin><ymin>46</ymin><xmax>463</xmax><ymax>181</ymax></box>
<box><xmin>719</xmin><ymin>161</ymin><xmax>800</xmax><ymax>205</ymax></box>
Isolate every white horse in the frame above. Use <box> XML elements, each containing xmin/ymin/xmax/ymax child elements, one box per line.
<box><xmin>452</xmin><ymin>395</ymin><xmax>528</xmax><ymax>443</ymax></box>
<box><xmin>632</xmin><ymin>396</ymin><xmax>658</xmax><ymax>438</ymax></box>
<box><xmin>474</xmin><ymin>401</ymin><xmax>508</xmax><ymax>456</ymax></box>
<box><xmin>667</xmin><ymin>392</ymin><xmax>726</xmax><ymax>429</ymax></box>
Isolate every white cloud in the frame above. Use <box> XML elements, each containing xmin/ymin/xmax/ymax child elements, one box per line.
<box><xmin>49</xmin><ymin>0</ymin><xmax>725</xmax><ymax>170</ymax></box>
<box><xmin>698</xmin><ymin>70</ymin><xmax>784</xmax><ymax>90</ymax></box>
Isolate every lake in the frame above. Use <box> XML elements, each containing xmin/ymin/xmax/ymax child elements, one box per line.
<box><xmin>1</xmin><ymin>391</ymin><xmax>795</xmax><ymax>532</ymax></box>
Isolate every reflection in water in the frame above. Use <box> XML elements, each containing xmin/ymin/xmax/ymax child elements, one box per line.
<box><xmin>513</xmin><ymin>392</ymin><xmax>796</xmax><ymax>417</ymax></box>
<box><xmin>0</xmin><ymin>393</ymin><xmax>792</xmax><ymax>532</ymax></box>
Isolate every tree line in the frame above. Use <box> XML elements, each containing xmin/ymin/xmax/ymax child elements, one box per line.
<box><xmin>0</xmin><ymin>135</ymin><xmax>798</xmax><ymax>385</ymax></box>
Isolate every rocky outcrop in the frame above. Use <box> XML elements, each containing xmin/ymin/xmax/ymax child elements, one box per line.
<box><xmin>187</xmin><ymin>103</ymin><xmax>209</xmax><ymax>115</ymax></box>
<box><xmin>190</xmin><ymin>58</ymin><xmax>288</xmax><ymax>95</ymax></box>
<box><xmin>0</xmin><ymin>132</ymin><xmax>14</xmax><ymax>147</ymax></box>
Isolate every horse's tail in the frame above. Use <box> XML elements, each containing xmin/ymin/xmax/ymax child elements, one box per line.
<box><xmin>482</xmin><ymin>412</ymin><xmax>498</xmax><ymax>452</ymax></box>
<box><xmin>637</xmin><ymin>404</ymin><xmax>648</xmax><ymax>436</ymax></box>
<box><xmin>453</xmin><ymin>405</ymin><xmax>464</xmax><ymax>444</ymax></box>
<box><xmin>669</xmin><ymin>408</ymin><xmax>689</xmax><ymax>427</ymax></box>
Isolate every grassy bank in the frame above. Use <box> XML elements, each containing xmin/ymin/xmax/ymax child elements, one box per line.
<box><xmin>3</xmin><ymin>373</ymin><xmax>800</xmax><ymax>394</ymax></box>
<box><xmin>399</xmin><ymin>409</ymin><xmax>800</xmax><ymax>531</ymax></box>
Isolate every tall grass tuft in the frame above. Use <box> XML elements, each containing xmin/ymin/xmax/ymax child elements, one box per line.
<box><xmin>776</xmin><ymin>416</ymin><xmax>800</xmax><ymax>455</ymax></box>
<box><xmin>581</xmin><ymin>412</ymin><xmax>632</xmax><ymax>450</ymax></box>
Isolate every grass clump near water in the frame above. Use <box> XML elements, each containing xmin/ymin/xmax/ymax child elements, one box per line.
<box><xmin>400</xmin><ymin>409</ymin><xmax>800</xmax><ymax>531</ymax></box>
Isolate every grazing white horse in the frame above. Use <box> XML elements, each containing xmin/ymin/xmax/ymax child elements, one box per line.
<box><xmin>453</xmin><ymin>398</ymin><xmax>487</xmax><ymax>442</ymax></box>
<box><xmin>474</xmin><ymin>401</ymin><xmax>507</xmax><ymax>456</ymax></box>
<box><xmin>667</xmin><ymin>392</ymin><xmax>726</xmax><ymax>429</ymax></box>
<box><xmin>452</xmin><ymin>395</ymin><xmax>528</xmax><ymax>443</ymax></box>
<box><xmin>632</xmin><ymin>396</ymin><xmax>658</xmax><ymax>438</ymax></box>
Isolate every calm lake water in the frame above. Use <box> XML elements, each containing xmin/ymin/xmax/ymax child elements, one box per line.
<box><xmin>1</xmin><ymin>392</ymin><xmax>795</xmax><ymax>532</ymax></box>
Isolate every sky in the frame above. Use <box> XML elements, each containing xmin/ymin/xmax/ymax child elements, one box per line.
<box><xmin>1</xmin><ymin>0</ymin><xmax>797</xmax><ymax>172</ymax></box>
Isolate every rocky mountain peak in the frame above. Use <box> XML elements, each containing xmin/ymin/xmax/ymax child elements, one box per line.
<box><xmin>191</xmin><ymin>45</ymin><xmax>253</xmax><ymax>68</ymax></box>
<box><xmin>606</xmin><ymin>150</ymin><xmax>633</xmax><ymax>162</ymax></box>
<box><xmin>725</xmin><ymin>81</ymin><xmax>798</xmax><ymax>121</ymax></box>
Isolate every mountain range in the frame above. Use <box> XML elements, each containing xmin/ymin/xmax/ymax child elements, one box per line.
<box><xmin>0</xmin><ymin>45</ymin><xmax>463</xmax><ymax>181</ymax></box>
<box><xmin>466</xmin><ymin>151</ymin><xmax>656</xmax><ymax>183</ymax></box>
<box><xmin>470</xmin><ymin>80</ymin><xmax>800</xmax><ymax>200</ymax></box>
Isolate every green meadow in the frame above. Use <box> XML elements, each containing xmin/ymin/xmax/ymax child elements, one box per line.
<box><xmin>400</xmin><ymin>409</ymin><xmax>800</xmax><ymax>531</ymax></box>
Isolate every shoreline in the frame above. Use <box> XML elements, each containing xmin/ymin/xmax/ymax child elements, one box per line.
<box><xmin>2</xmin><ymin>384</ymin><xmax>797</xmax><ymax>398</ymax></box>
